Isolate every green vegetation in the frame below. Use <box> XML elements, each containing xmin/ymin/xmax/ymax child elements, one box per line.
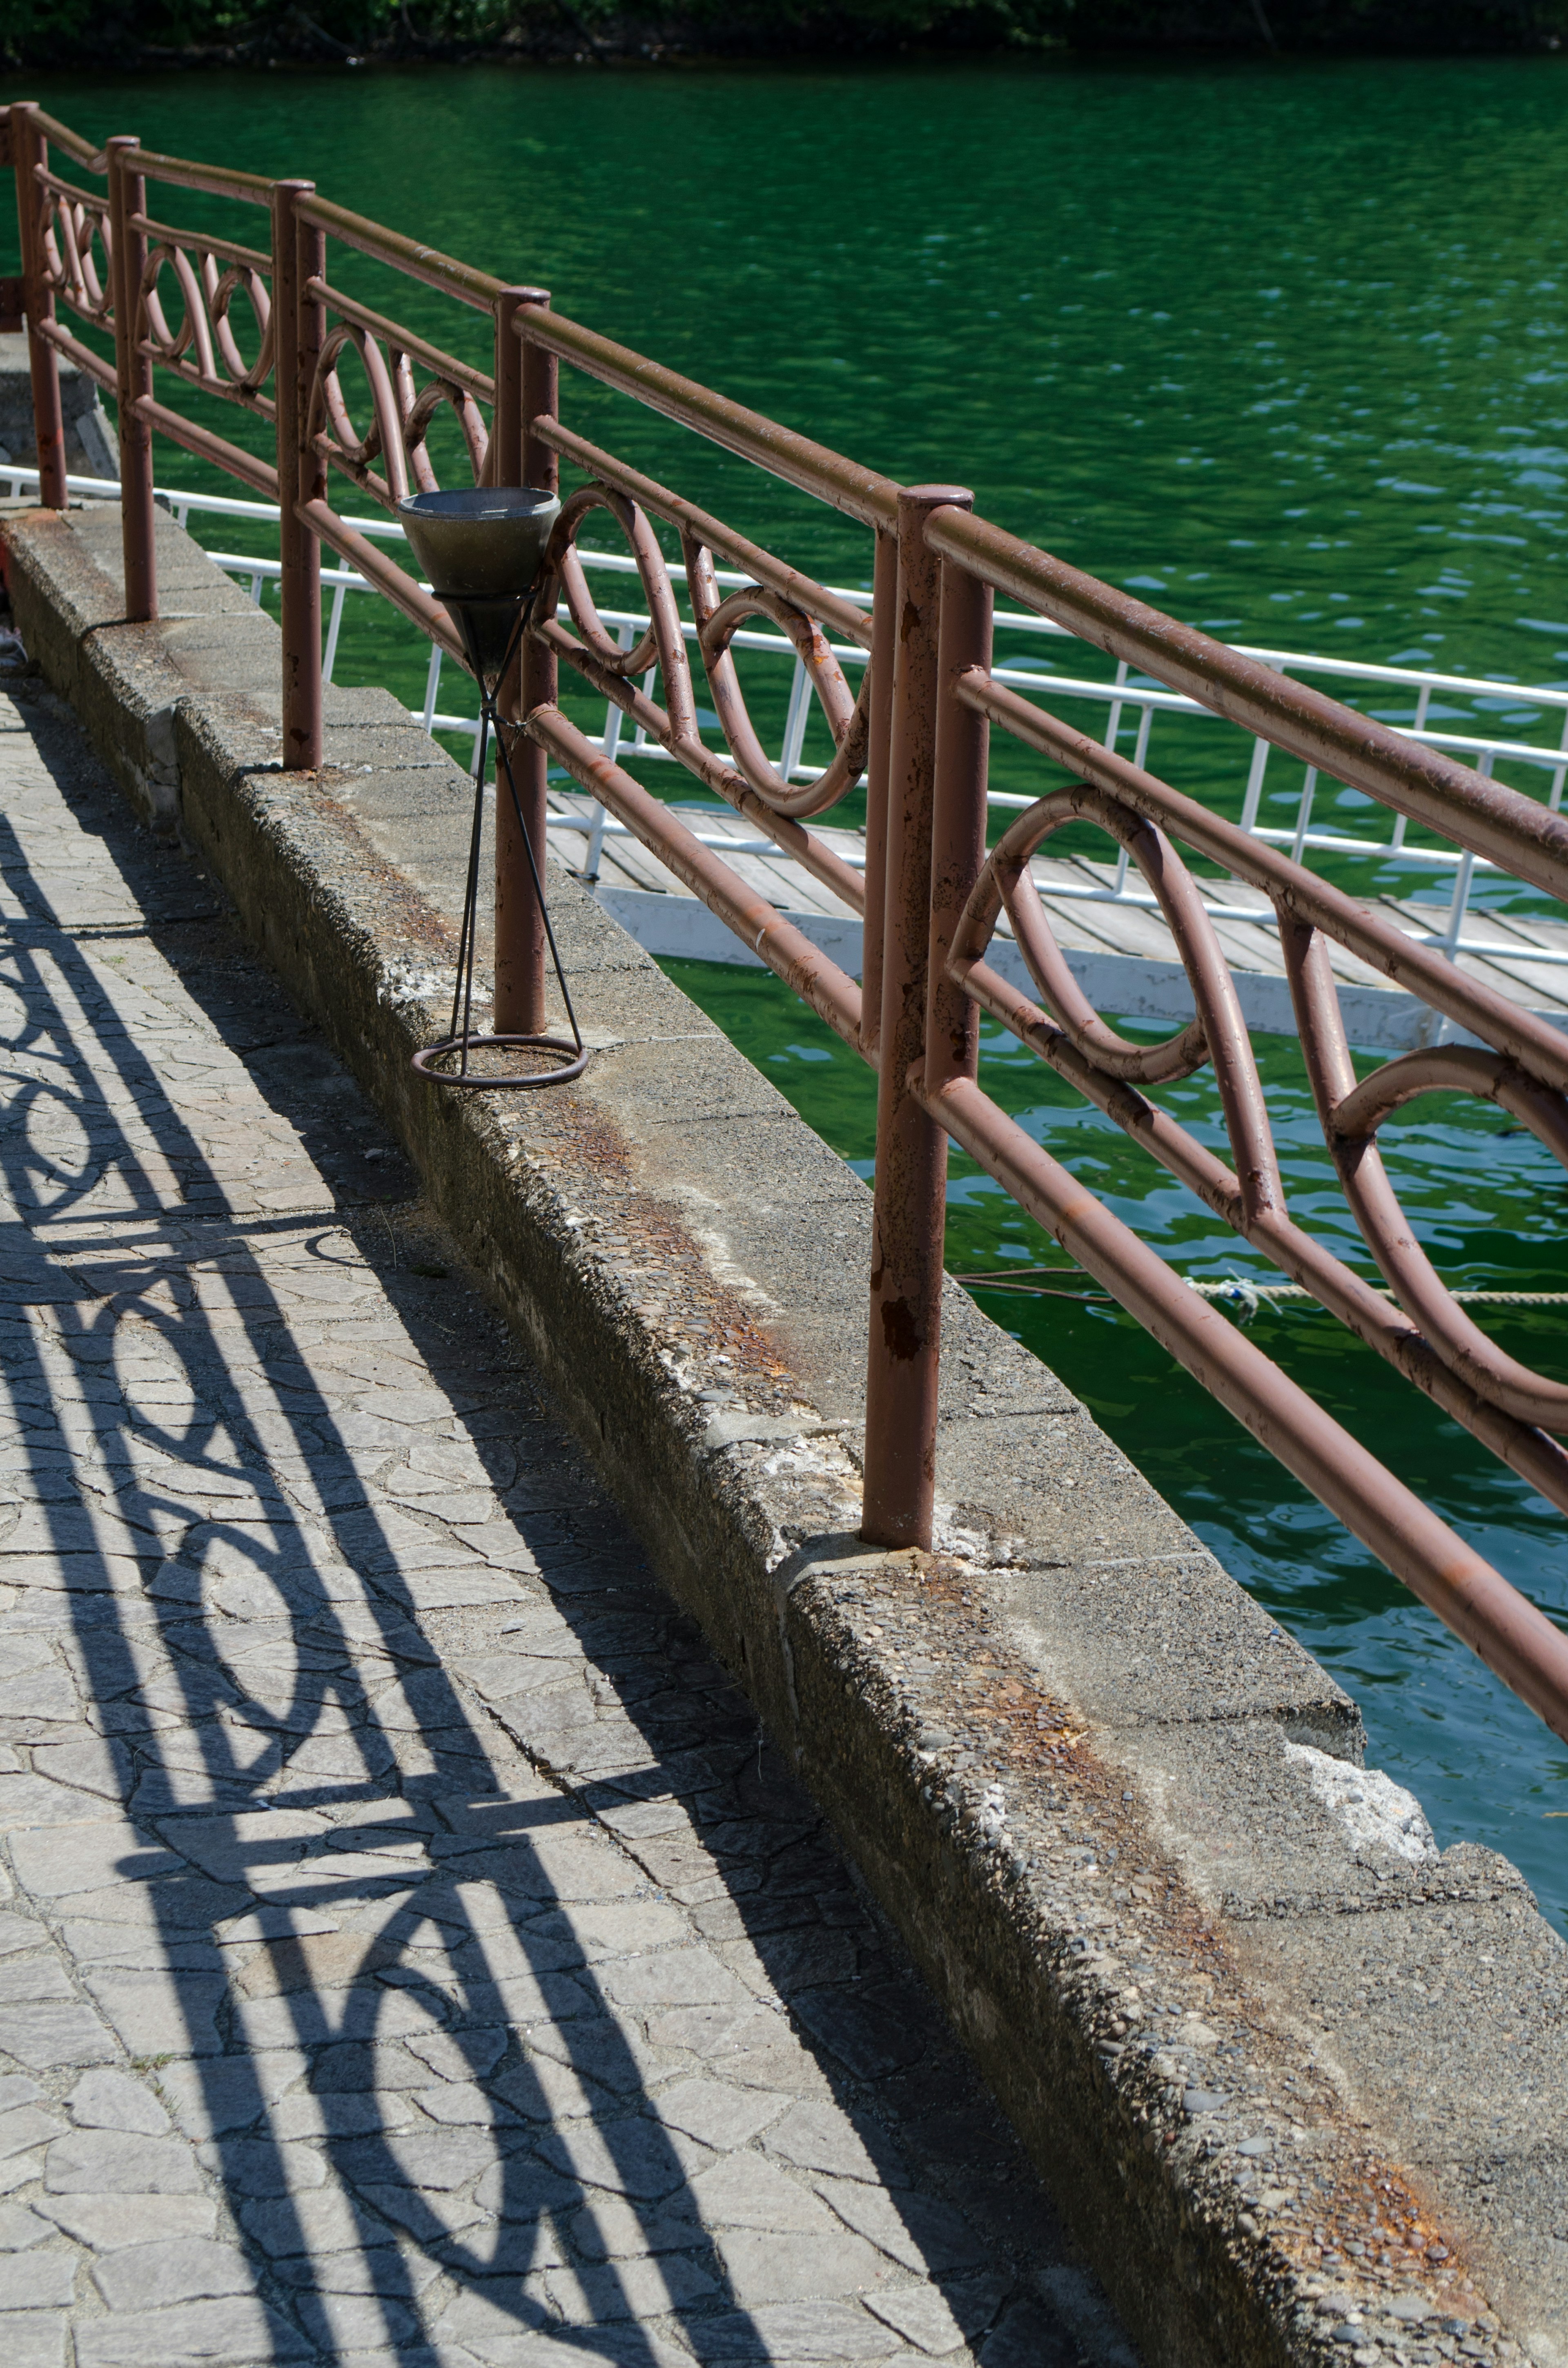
<box><xmin>0</xmin><ymin>0</ymin><xmax>1561</xmax><ymax>67</ymax></box>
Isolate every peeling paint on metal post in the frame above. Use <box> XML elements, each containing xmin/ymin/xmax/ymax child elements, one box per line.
<box><xmin>274</xmin><ymin>179</ymin><xmax>321</xmax><ymax>772</ymax></box>
<box><xmin>107</xmin><ymin>136</ymin><xmax>156</xmax><ymax>621</ymax></box>
<box><xmin>861</xmin><ymin>485</ymin><xmax>973</xmax><ymax>1553</ymax></box>
<box><xmin>9</xmin><ymin>107</ymin><xmax>67</xmax><ymax>509</ymax></box>
<box><xmin>496</xmin><ymin>288</ymin><xmax>553</xmax><ymax>1037</ymax></box>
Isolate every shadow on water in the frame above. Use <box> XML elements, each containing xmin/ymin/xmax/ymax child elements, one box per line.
<box><xmin>0</xmin><ymin>690</ymin><xmax>1118</xmax><ymax>2366</ymax></box>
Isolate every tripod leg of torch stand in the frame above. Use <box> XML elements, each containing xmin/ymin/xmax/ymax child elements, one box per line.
<box><xmin>412</xmin><ymin>593</ymin><xmax>586</xmax><ymax>1089</ymax></box>
<box><xmin>450</xmin><ymin>698</ymin><xmax>493</xmax><ymax>1082</ymax></box>
<box><xmin>493</xmin><ymin>721</ymin><xmax>583</xmax><ymax>1057</ymax></box>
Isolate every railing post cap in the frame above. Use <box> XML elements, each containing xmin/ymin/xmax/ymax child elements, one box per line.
<box><xmin>900</xmin><ymin>484</ymin><xmax>973</xmax><ymax>513</ymax></box>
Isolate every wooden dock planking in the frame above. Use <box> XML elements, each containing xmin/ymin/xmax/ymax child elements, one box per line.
<box><xmin>542</xmin><ymin>791</ymin><xmax>1568</xmax><ymax>1051</ymax></box>
<box><xmin>1375</xmin><ymin>895</ymin><xmax>1568</xmax><ymax>1016</ymax></box>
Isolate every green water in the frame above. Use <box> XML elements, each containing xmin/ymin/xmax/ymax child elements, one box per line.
<box><xmin>13</xmin><ymin>54</ymin><xmax>1568</xmax><ymax>1920</ymax></box>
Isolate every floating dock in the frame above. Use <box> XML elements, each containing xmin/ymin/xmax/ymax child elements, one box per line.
<box><xmin>544</xmin><ymin>788</ymin><xmax>1568</xmax><ymax>1052</ymax></box>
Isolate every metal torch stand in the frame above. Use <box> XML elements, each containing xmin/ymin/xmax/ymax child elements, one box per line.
<box><xmin>411</xmin><ymin>593</ymin><xmax>586</xmax><ymax>1091</ymax></box>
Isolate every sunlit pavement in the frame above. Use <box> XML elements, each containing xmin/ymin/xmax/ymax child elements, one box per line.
<box><xmin>0</xmin><ymin>681</ymin><xmax>1134</xmax><ymax>2368</ymax></box>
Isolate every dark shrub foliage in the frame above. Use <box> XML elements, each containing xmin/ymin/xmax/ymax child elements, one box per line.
<box><xmin>0</xmin><ymin>0</ymin><xmax>1560</xmax><ymax>65</ymax></box>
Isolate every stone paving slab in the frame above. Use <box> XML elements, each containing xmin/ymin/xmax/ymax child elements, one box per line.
<box><xmin>0</xmin><ymin>685</ymin><xmax>1136</xmax><ymax>2364</ymax></box>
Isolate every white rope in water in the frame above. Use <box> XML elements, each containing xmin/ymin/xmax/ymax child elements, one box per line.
<box><xmin>1187</xmin><ymin>1280</ymin><xmax>1568</xmax><ymax>1310</ymax></box>
<box><xmin>956</xmin><ymin>1271</ymin><xmax>1568</xmax><ymax>1310</ymax></box>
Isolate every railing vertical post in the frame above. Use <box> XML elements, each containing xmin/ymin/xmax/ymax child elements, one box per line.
<box><xmin>105</xmin><ymin>137</ymin><xmax>155</xmax><ymax>621</ymax></box>
<box><xmin>273</xmin><ymin>180</ymin><xmax>321</xmax><ymax>772</ymax></box>
<box><xmin>857</xmin><ymin>526</ymin><xmax>899</xmax><ymax>1066</ymax></box>
<box><xmin>860</xmin><ymin>484</ymin><xmax>973</xmax><ymax>1553</ymax></box>
<box><xmin>494</xmin><ymin>287</ymin><xmax>554</xmax><ymax>1037</ymax></box>
<box><xmin>9</xmin><ymin>107</ymin><xmax>66</xmax><ymax>509</ymax></box>
<box><xmin>925</xmin><ymin>557</ymin><xmax>993</xmax><ymax>1095</ymax></box>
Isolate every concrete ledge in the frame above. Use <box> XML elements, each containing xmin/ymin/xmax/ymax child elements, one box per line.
<box><xmin>0</xmin><ymin>334</ymin><xmax>118</xmax><ymax>477</ymax></box>
<box><xmin>8</xmin><ymin>499</ymin><xmax>1566</xmax><ymax>2368</ymax></box>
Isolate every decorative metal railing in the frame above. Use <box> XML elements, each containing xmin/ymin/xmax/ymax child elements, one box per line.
<box><xmin>9</xmin><ymin>99</ymin><xmax>1568</xmax><ymax>1743</ymax></box>
<box><xmin>17</xmin><ymin>461</ymin><xmax>1568</xmax><ymax>974</ymax></box>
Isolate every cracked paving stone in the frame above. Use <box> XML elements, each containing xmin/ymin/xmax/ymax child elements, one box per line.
<box><xmin>74</xmin><ymin>2297</ymin><xmax>314</xmax><ymax>2368</ymax></box>
<box><xmin>90</xmin><ymin>2236</ymin><xmax>254</xmax><ymax>2310</ymax></box>
<box><xmin>0</xmin><ymin>2314</ymin><xmax>69</xmax><ymax>2368</ymax></box>
<box><xmin>0</xmin><ymin>678</ymin><xmax>1132</xmax><ymax>2365</ymax></box>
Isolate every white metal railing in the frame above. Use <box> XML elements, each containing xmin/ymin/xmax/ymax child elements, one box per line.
<box><xmin>16</xmin><ymin>466</ymin><xmax>1568</xmax><ymax>966</ymax></box>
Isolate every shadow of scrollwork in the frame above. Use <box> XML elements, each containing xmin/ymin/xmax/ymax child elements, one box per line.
<box><xmin>0</xmin><ymin>690</ymin><xmax>1111</xmax><ymax>2368</ymax></box>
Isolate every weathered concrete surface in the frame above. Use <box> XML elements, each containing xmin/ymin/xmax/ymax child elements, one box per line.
<box><xmin>0</xmin><ymin>338</ymin><xmax>117</xmax><ymax>479</ymax></box>
<box><xmin>6</xmin><ymin>498</ymin><xmax>1567</xmax><ymax>2368</ymax></box>
<box><xmin>0</xmin><ymin>676</ymin><xmax>1133</xmax><ymax>2367</ymax></box>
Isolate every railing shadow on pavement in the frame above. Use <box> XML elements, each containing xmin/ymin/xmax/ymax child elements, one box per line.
<box><xmin>0</xmin><ymin>728</ymin><xmax>1098</xmax><ymax>2368</ymax></box>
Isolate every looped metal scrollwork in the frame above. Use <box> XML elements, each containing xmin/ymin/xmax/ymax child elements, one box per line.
<box><xmin>979</xmin><ymin>788</ymin><xmax>1211</xmax><ymax>1087</ymax></box>
<box><xmin>311</xmin><ymin>322</ymin><xmax>410</xmax><ymax>504</ymax></box>
<box><xmin>541</xmin><ymin>485</ymin><xmax>704</xmax><ymax>751</ymax></box>
<box><xmin>543</xmin><ymin>485</ymin><xmax>670</xmax><ymax>686</ymax></box>
<box><xmin>1281</xmin><ymin>920</ymin><xmax>1568</xmax><ymax>1433</ymax></box>
<box><xmin>526</xmin><ymin>468</ymin><xmax>873</xmax><ymax>931</ymax></box>
<box><xmin>537</xmin><ymin>482</ymin><xmax>873</xmax><ymax>825</ymax></box>
<box><xmin>686</xmin><ymin>540</ymin><xmax>870</xmax><ymax>820</ymax></box>
<box><xmin>307</xmin><ymin>325</ymin><xmax>489</xmax><ymax>511</ymax></box>
<box><xmin>396</xmin><ymin>354</ymin><xmax>487</xmax><ymax>494</ymax></box>
<box><xmin>952</xmin><ymin>771</ymin><xmax>1568</xmax><ymax>1445</ymax></box>
<box><xmin>140</xmin><ymin>242</ymin><xmax>274</xmax><ymax>399</ymax></box>
<box><xmin>40</xmin><ymin>185</ymin><xmax>113</xmax><ymax>326</ymax></box>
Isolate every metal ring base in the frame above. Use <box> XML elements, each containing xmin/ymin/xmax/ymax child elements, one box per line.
<box><xmin>410</xmin><ymin>1032</ymin><xmax>588</xmax><ymax>1090</ymax></box>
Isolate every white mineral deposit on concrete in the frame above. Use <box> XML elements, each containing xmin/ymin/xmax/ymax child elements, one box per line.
<box><xmin>1285</xmin><ymin>1742</ymin><xmax>1438</xmax><ymax>1866</ymax></box>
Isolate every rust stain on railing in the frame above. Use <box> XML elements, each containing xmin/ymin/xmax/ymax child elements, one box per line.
<box><xmin>9</xmin><ymin>95</ymin><xmax>1568</xmax><ymax>1744</ymax></box>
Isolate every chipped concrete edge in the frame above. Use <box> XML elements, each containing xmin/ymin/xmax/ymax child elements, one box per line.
<box><xmin>6</xmin><ymin>501</ymin><xmax>1560</xmax><ymax>2368</ymax></box>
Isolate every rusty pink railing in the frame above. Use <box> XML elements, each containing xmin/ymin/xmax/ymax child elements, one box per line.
<box><xmin>11</xmin><ymin>100</ymin><xmax>1568</xmax><ymax>1744</ymax></box>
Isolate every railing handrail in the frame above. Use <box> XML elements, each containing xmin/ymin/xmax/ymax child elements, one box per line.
<box><xmin>23</xmin><ymin>106</ymin><xmax>104</xmax><ymax>172</ymax></box>
<box><xmin>129</xmin><ymin>145</ymin><xmax>274</xmax><ymax>206</ymax></box>
<box><xmin>294</xmin><ymin>191</ymin><xmax>506</xmax><ymax>312</ymax></box>
<box><xmin>924</xmin><ymin>502</ymin><xmax>1568</xmax><ymax>908</ymax></box>
<box><xmin>13</xmin><ymin>101</ymin><xmax>1568</xmax><ymax>1752</ymax></box>
<box><xmin>519</xmin><ymin>314</ymin><xmax>901</xmax><ymax>531</ymax></box>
